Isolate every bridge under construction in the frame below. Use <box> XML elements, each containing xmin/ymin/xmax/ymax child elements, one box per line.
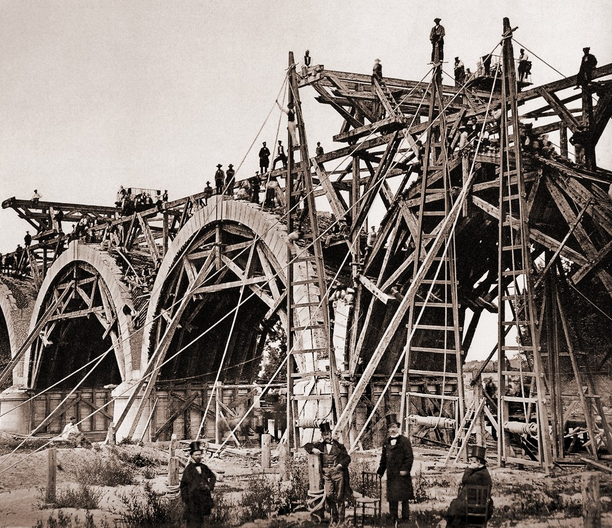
<box><xmin>1</xmin><ymin>18</ymin><xmax>612</xmax><ymax>470</ymax></box>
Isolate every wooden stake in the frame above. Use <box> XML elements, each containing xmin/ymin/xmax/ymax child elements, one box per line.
<box><xmin>582</xmin><ymin>472</ymin><xmax>601</xmax><ymax>528</ymax></box>
<box><xmin>261</xmin><ymin>433</ymin><xmax>271</xmax><ymax>469</ymax></box>
<box><xmin>46</xmin><ymin>447</ymin><xmax>57</xmax><ymax>503</ymax></box>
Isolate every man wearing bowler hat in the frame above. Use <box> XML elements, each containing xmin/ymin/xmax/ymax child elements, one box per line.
<box><xmin>377</xmin><ymin>414</ymin><xmax>414</xmax><ymax>525</ymax></box>
<box><xmin>303</xmin><ymin>421</ymin><xmax>352</xmax><ymax>524</ymax></box>
<box><xmin>445</xmin><ymin>444</ymin><xmax>494</xmax><ymax>527</ymax></box>
<box><xmin>180</xmin><ymin>441</ymin><xmax>217</xmax><ymax>528</ymax></box>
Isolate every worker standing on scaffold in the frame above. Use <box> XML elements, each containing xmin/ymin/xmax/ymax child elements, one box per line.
<box><xmin>430</xmin><ymin>17</ymin><xmax>445</xmax><ymax>64</ymax></box>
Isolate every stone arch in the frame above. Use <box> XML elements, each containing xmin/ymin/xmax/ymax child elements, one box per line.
<box><xmin>0</xmin><ymin>277</ymin><xmax>38</xmax><ymax>386</ymax></box>
<box><xmin>142</xmin><ymin>196</ymin><xmax>323</xmax><ymax>382</ymax></box>
<box><xmin>25</xmin><ymin>241</ymin><xmax>136</xmax><ymax>389</ymax></box>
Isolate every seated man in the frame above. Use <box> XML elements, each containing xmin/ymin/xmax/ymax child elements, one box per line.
<box><xmin>445</xmin><ymin>445</ymin><xmax>494</xmax><ymax>527</ymax></box>
<box><xmin>57</xmin><ymin>416</ymin><xmax>86</xmax><ymax>447</ymax></box>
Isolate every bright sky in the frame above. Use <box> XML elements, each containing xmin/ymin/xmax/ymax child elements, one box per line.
<box><xmin>0</xmin><ymin>0</ymin><xmax>610</xmax><ymax>359</ymax></box>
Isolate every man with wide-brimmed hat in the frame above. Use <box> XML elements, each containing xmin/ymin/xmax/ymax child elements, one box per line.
<box><xmin>180</xmin><ymin>441</ymin><xmax>217</xmax><ymax>528</ymax></box>
<box><xmin>430</xmin><ymin>17</ymin><xmax>445</xmax><ymax>63</ymax></box>
<box><xmin>445</xmin><ymin>444</ymin><xmax>494</xmax><ymax>527</ymax></box>
<box><xmin>214</xmin><ymin>164</ymin><xmax>225</xmax><ymax>195</ymax></box>
<box><xmin>377</xmin><ymin>414</ymin><xmax>414</xmax><ymax>525</ymax></box>
<box><xmin>303</xmin><ymin>422</ymin><xmax>352</xmax><ymax>524</ymax></box>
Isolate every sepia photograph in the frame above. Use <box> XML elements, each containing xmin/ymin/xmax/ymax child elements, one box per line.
<box><xmin>0</xmin><ymin>1</ymin><xmax>611</xmax><ymax>526</ymax></box>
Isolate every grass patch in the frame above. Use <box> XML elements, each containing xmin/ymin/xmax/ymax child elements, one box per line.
<box><xmin>38</xmin><ymin>485</ymin><xmax>103</xmax><ymax>510</ymax></box>
<box><xmin>74</xmin><ymin>450</ymin><xmax>135</xmax><ymax>487</ymax></box>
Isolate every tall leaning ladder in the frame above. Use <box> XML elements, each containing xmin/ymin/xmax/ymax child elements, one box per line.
<box><xmin>285</xmin><ymin>52</ymin><xmax>344</xmax><ymax>450</ymax></box>
<box><xmin>496</xmin><ymin>18</ymin><xmax>551</xmax><ymax>469</ymax></box>
<box><xmin>400</xmin><ymin>54</ymin><xmax>465</xmax><ymax>448</ymax></box>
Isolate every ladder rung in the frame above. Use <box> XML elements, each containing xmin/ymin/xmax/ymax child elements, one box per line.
<box><xmin>292</xmin><ymin>325</ymin><xmax>324</xmax><ymax>331</ymax></box>
<box><xmin>501</xmin><ymin>270</ymin><xmax>526</xmax><ymax>277</ymax></box>
<box><xmin>292</xmin><ymin>395</ymin><xmax>333</xmax><ymax>401</ymax></box>
<box><xmin>409</xmin><ymin>369</ymin><xmax>458</xmax><ymax>377</ymax></box>
<box><xmin>421</xmin><ymin>279</ymin><xmax>452</xmax><ymax>284</ymax></box>
<box><xmin>501</xmin><ymin>370</ymin><xmax>535</xmax><ymax>376</ymax></box>
<box><xmin>422</xmin><ymin>211</ymin><xmax>447</xmax><ymax>216</ymax></box>
<box><xmin>503</xmin><ymin>395</ymin><xmax>538</xmax><ymax>403</ymax></box>
<box><xmin>502</xmin><ymin>244</ymin><xmax>523</xmax><ymax>251</ymax></box>
<box><xmin>292</xmin><ymin>279</ymin><xmax>318</xmax><ymax>285</ymax></box>
<box><xmin>291</xmin><ymin>371</ymin><xmax>330</xmax><ymax>378</ymax></box>
<box><xmin>502</xmin><ymin>320</ymin><xmax>532</xmax><ymax>326</ymax></box>
<box><xmin>292</xmin><ymin>347</ymin><xmax>327</xmax><ymax>354</ymax></box>
<box><xmin>413</xmin><ymin>302</ymin><xmax>455</xmax><ymax>308</ymax></box>
<box><xmin>410</xmin><ymin>346</ymin><xmax>460</xmax><ymax>354</ymax></box>
<box><xmin>291</xmin><ymin>302</ymin><xmax>321</xmax><ymax>308</ymax></box>
<box><xmin>413</xmin><ymin>324</ymin><xmax>461</xmax><ymax>332</ymax></box>
<box><xmin>293</xmin><ymin>256</ymin><xmax>314</xmax><ymax>263</ymax></box>
<box><xmin>502</xmin><ymin>194</ymin><xmax>521</xmax><ymax>202</ymax></box>
<box><xmin>408</xmin><ymin>391</ymin><xmax>459</xmax><ymax>401</ymax></box>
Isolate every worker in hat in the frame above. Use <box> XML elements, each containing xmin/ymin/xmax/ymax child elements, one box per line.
<box><xmin>303</xmin><ymin>422</ymin><xmax>352</xmax><ymax>524</ymax></box>
<box><xmin>445</xmin><ymin>444</ymin><xmax>494</xmax><ymax>527</ymax></box>
<box><xmin>214</xmin><ymin>164</ymin><xmax>225</xmax><ymax>195</ymax></box>
<box><xmin>377</xmin><ymin>414</ymin><xmax>414</xmax><ymax>524</ymax></box>
<box><xmin>180</xmin><ymin>441</ymin><xmax>217</xmax><ymax>527</ymax></box>
<box><xmin>430</xmin><ymin>18</ymin><xmax>445</xmax><ymax>63</ymax></box>
<box><xmin>225</xmin><ymin>163</ymin><xmax>236</xmax><ymax>196</ymax></box>
<box><xmin>577</xmin><ymin>47</ymin><xmax>597</xmax><ymax>88</ymax></box>
<box><xmin>203</xmin><ymin>181</ymin><xmax>214</xmax><ymax>204</ymax></box>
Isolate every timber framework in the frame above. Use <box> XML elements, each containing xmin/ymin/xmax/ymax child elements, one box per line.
<box><xmin>1</xmin><ymin>17</ymin><xmax>612</xmax><ymax>470</ymax></box>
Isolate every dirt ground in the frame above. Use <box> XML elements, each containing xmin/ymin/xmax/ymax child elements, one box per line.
<box><xmin>0</xmin><ymin>436</ymin><xmax>611</xmax><ymax>528</ymax></box>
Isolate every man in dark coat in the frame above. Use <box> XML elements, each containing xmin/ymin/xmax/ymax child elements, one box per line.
<box><xmin>304</xmin><ymin>422</ymin><xmax>352</xmax><ymax>523</ymax></box>
<box><xmin>445</xmin><ymin>444</ymin><xmax>494</xmax><ymax>527</ymax></box>
<box><xmin>180</xmin><ymin>441</ymin><xmax>217</xmax><ymax>528</ymax></box>
<box><xmin>377</xmin><ymin>414</ymin><xmax>414</xmax><ymax>524</ymax></box>
<box><xmin>577</xmin><ymin>47</ymin><xmax>597</xmax><ymax>88</ymax></box>
<box><xmin>259</xmin><ymin>142</ymin><xmax>271</xmax><ymax>174</ymax></box>
<box><xmin>214</xmin><ymin>164</ymin><xmax>225</xmax><ymax>195</ymax></box>
<box><xmin>225</xmin><ymin>164</ymin><xmax>236</xmax><ymax>196</ymax></box>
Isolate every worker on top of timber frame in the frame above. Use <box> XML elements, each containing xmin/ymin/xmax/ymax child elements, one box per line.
<box><xmin>430</xmin><ymin>18</ymin><xmax>445</xmax><ymax>63</ymax></box>
<box><xmin>576</xmin><ymin>47</ymin><xmax>597</xmax><ymax>88</ymax></box>
<box><xmin>303</xmin><ymin>422</ymin><xmax>352</xmax><ymax>524</ymax></box>
<box><xmin>372</xmin><ymin>58</ymin><xmax>383</xmax><ymax>84</ymax></box>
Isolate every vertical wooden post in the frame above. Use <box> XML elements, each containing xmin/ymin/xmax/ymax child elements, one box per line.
<box><xmin>582</xmin><ymin>472</ymin><xmax>601</xmax><ymax>528</ymax></box>
<box><xmin>46</xmin><ymin>447</ymin><xmax>57</xmax><ymax>503</ymax></box>
<box><xmin>106</xmin><ymin>422</ymin><xmax>116</xmax><ymax>445</ymax></box>
<box><xmin>168</xmin><ymin>433</ymin><xmax>180</xmax><ymax>486</ymax></box>
<box><xmin>215</xmin><ymin>383</ymin><xmax>221</xmax><ymax>445</ymax></box>
<box><xmin>261</xmin><ymin>433</ymin><xmax>271</xmax><ymax>469</ymax></box>
<box><xmin>308</xmin><ymin>453</ymin><xmax>321</xmax><ymax>492</ymax></box>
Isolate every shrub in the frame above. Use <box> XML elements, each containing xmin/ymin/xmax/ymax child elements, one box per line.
<box><xmin>239</xmin><ymin>474</ymin><xmax>279</xmax><ymax>522</ymax></box>
<box><xmin>75</xmin><ymin>450</ymin><xmax>135</xmax><ymax>487</ymax></box>
<box><xmin>33</xmin><ymin>510</ymin><xmax>109</xmax><ymax>528</ymax></box>
<box><xmin>208</xmin><ymin>492</ymin><xmax>240</xmax><ymax>526</ymax></box>
<box><xmin>116</xmin><ymin>482</ymin><xmax>182</xmax><ymax>528</ymax></box>
<box><xmin>411</xmin><ymin>468</ymin><xmax>429</xmax><ymax>503</ymax></box>
<box><xmin>41</xmin><ymin>484</ymin><xmax>103</xmax><ymax>510</ymax></box>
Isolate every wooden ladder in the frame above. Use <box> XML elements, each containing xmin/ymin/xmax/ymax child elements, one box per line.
<box><xmin>400</xmin><ymin>62</ymin><xmax>465</xmax><ymax>446</ymax></box>
<box><xmin>285</xmin><ymin>52</ymin><xmax>342</xmax><ymax>448</ymax></box>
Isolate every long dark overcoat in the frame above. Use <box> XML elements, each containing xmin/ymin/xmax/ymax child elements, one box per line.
<box><xmin>180</xmin><ymin>462</ymin><xmax>217</xmax><ymax>526</ymax></box>
<box><xmin>377</xmin><ymin>435</ymin><xmax>414</xmax><ymax>502</ymax></box>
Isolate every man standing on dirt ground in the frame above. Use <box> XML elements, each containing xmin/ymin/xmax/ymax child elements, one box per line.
<box><xmin>180</xmin><ymin>441</ymin><xmax>217</xmax><ymax>528</ymax></box>
<box><xmin>377</xmin><ymin>414</ymin><xmax>414</xmax><ymax>526</ymax></box>
<box><xmin>303</xmin><ymin>422</ymin><xmax>352</xmax><ymax>524</ymax></box>
<box><xmin>445</xmin><ymin>444</ymin><xmax>494</xmax><ymax>527</ymax></box>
